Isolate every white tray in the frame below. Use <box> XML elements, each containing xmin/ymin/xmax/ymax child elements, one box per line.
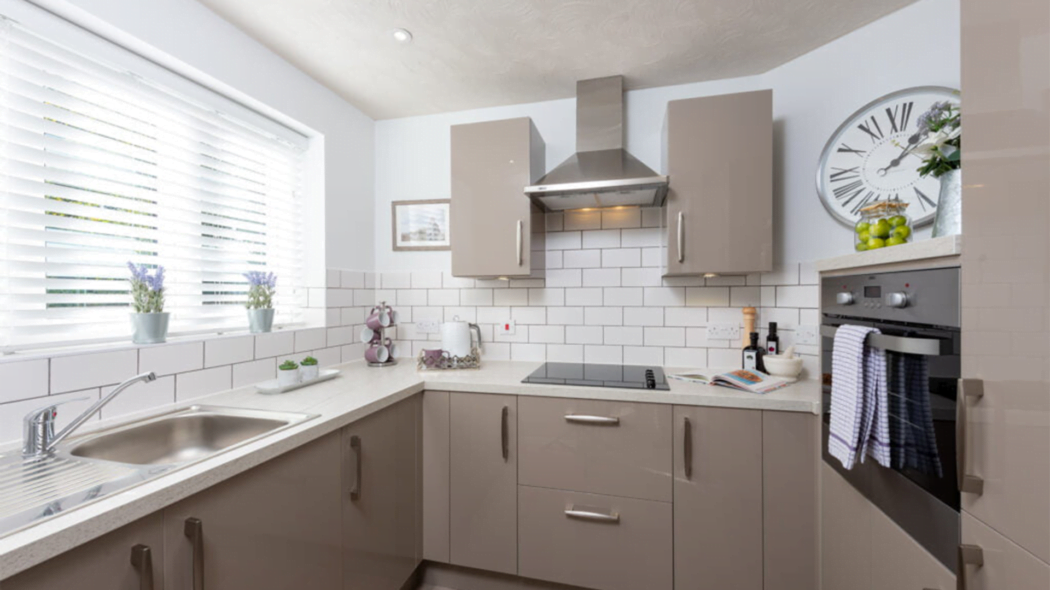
<box><xmin>256</xmin><ymin>369</ymin><xmax>340</xmax><ymax>395</ymax></box>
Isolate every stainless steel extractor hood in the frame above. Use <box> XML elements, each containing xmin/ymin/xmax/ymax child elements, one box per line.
<box><xmin>524</xmin><ymin>76</ymin><xmax>668</xmax><ymax>211</ymax></box>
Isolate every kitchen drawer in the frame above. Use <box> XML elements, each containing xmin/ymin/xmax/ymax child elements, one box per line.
<box><xmin>518</xmin><ymin>397</ymin><xmax>673</xmax><ymax>501</ymax></box>
<box><xmin>518</xmin><ymin>485</ymin><xmax>673</xmax><ymax>590</ymax></box>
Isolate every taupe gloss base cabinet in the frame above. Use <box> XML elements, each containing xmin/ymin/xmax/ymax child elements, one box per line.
<box><xmin>450</xmin><ymin>117</ymin><xmax>545</xmax><ymax>278</ymax></box>
<box><xmin>5</xmin><ymin>396</ymin><xmax>422</xmax><ymax>590</ymax></box>
<box><xmin>663</xmin><ymin>90</ymin><xmax>773</xmax><ymax>277</ymax></box>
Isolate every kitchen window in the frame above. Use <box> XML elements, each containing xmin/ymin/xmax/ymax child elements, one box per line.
<box><xmin>0</xmin><ymin>7</ymin><xmax>309</xmax><ymax>351</ymax></box>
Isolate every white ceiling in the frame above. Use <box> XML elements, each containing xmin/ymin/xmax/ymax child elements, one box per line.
<box><xmin>198</xmin><ymin>0</ymin><xmax>918</xmax><ymax>120</ymax></box>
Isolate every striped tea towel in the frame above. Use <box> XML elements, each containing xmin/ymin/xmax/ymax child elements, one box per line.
<box><xmin>828</xmin><ymin>325</ymin><xmax>890</xmax><ymax>469</ymax></box>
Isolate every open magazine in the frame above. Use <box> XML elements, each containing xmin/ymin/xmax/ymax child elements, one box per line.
<box><xmin>668</xmin><ymin>369</ymin><xmax>789</xmax><ymax>394</ymax></box>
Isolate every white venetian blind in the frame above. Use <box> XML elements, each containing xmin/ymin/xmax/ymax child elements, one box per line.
<box><xmin>0</xmin><ymin>13</ymin><xmax>307</xmax><ymax>351</ymax></box>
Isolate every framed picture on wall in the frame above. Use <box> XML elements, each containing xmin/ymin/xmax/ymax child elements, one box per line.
<box><xmin>391</xmin><ymin>199</ymin><xmax>451</xmax><ymax>251</ymax></box>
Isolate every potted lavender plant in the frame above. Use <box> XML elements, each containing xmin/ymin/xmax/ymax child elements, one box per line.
<box><xmin>244</xmin><ymin>271</ymin><xmax>277</xmax><ymax>333</ymax></box>
<box><xmin>127</xmin><ymin>262</ymin><xmax>168</xmax><ymax>344</ymax></box>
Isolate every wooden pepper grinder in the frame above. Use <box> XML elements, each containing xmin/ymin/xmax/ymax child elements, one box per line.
<box><xmin>742</xmin><ymin>307</ymin><xmax>757</xmax><ymax>349</ymax></box>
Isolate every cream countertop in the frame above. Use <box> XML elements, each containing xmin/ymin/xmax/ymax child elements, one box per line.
<box><xmin>815</xmin><ymin>234</ymin><xmax>961</xmax><ymax>273</ymax></box>
<box><xmin>0</xmin><ymin>359</ymin><xmax>820</xmax><ymax>579</ymax></box>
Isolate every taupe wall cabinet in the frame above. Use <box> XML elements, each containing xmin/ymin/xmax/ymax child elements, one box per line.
<box><xmin>450</xmin><ymin>117</ymin><xmax>545</xmax><ymax>278</ymax></box>
<box><xmin>6</xmin><ymin>397</ymin><xmax>422</xmax><ymax>590</ymax></box>
<box><xmin>664</xmin><ymin>90</ymin><xmax>773</xmax><ymax>276</ymax></box>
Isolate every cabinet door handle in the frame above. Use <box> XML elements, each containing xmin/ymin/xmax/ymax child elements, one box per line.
<box><xmin>957</xmin><ymin>544</ymin><xmax>984</xmax><ymax>590</ymax></box>
<box><xmin>683</xmin><ymin>416</ymin><xmax>693</xmax><ymax>480</ymax></box>
<box><xmin>677</xmin><ymin>211</ymin><xmax>684</xmax><ymax>263</ymax></box>
<box><xmin>501</xmin><ymin>406</ymin><xmax>509</xmax><ymax>461</ymax></box>
<box><xmin>956</xmin><ymin>379</ymin><xmax>985</xmax><ymax>495</ymax></box>
<box><xmin>565</xmin><ymin>505</ymin><xmax>620</xmax><ymax>524</ymax></box>
<box><xmin>564</xmin><ymin>414</ymin><xmax>620</xmax><ymax>426</ymax></box>
<box><xmin>184</xmin><ymin>517</ymin><xmax>204</xmax><ymax>590</ymax></box>
<box><xmin>516</xmin><ymin>219</ymin><xmax>524</xmax><ymax>266</ymax></box>
<box><xmin>349</xmin><ymin>435</ymin><xmax>362</xmax><ymax>501</ymax></box>
<box><xmin>130</xmin><ymin>544</ymin><xmax>154</xmax><ymax>590</ymax></box>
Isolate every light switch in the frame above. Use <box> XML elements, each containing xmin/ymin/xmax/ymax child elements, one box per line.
<box><xmin>498</xmin><ymin>319</ymin><xmax>516</xmax><ymax>335</ymax></box>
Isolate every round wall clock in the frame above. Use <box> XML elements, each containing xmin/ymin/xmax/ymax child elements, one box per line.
<box><xmin>816</xmin><ymin>86</ymin><xmax>960</xmax><ymax>228</ymax></box>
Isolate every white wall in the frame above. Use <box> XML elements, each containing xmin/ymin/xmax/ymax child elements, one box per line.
<box><xmin>375</xmin><ymin>0</ymin><xmax>961</xmax><ymax>271</ymax></box>
<box><xmin>34</xmin><ymin>0</ymin><xmax>377</xmax><ymax>276</ymax></box>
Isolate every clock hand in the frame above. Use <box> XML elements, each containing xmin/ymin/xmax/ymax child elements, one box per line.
<box><xmin>876</xmin><ymin>131</ymin><xmax>925</xmax><ymax>176</ymax></box>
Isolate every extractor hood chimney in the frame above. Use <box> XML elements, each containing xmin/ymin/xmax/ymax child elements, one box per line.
<box><xmin>524</xmin><ymin>76</ymin><xmax>669</xmax><ymax>211</ymax></box>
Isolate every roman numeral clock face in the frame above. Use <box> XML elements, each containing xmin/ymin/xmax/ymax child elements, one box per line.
<box><xmin>816</xmin><ymin>87</ymin><xmax>960</xmax><ymax>228</ymax></box>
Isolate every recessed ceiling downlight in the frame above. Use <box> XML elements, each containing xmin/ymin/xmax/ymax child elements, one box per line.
<box><xmin>392</xmin><ymin>28</ymin><xmax>413</xmax><ymax>44</ymax></box>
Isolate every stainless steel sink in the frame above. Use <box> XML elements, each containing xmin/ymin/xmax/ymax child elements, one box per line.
<box><xmin>0</xmin><ymin>405</ymin><xmax>316</xmax><ymax>538</ymax></box>
<box><xmin>71</xmin><ymin>409</ymin><xmax>292</xmax><ymax>466</ymax></box>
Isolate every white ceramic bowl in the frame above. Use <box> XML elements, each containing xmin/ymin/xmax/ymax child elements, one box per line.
<box><xmin>763</xmin><ymin>354</ymin><xmax>804</xmax><ymax>381</ymax></box>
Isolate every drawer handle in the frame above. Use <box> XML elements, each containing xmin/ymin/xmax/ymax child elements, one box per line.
<box><xmin>957</xmin><ymin>544</ymin><xmax>984</xmax><ymax>590</ymax></box>
<box><xmin>130</xmin><ymin>544</ymin><xmax>154</xmax><ymax>590</ymax></box>
<box><xmin>565</xmin><ymin>505</ymin><xmax>620</xmax><ymax>524</ymax></box>
<box><xmin>683</xmin><ymin>416</ymin><xmax>693</xmax><ymax>480</ymax></box>
<box><xmin>184</xmin><ymin>517</ymin><xmax>204</xmax><ymax>590</ymax></box>
<box><xmin>349</xmin><ymin>435</ymin><xmax>362</xmax><ymax>501</ymax></box>
<box><xmin>501</xmin><ymin>406</ymin><xmax>509</xmax><ymax>462</ymax></box>
<box><xmin>564</xmin><ymin>414</ymin><xmax>620</xmax><ymax>426</ymax></box>
<box><xmin>956</xmin><ymin>379</ymin><xmax>985</xmax><ymax>495</ymax></box>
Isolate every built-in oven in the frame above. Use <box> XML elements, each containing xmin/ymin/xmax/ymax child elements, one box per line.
<box><xmin>821</xmin><ymin>266</ymin><xmax>961</xmax><ymax>572</ymax></box>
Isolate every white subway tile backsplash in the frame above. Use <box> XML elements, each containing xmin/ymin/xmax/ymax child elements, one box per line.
<box><xmin>604</xmin><ymin>327</ymin><xmax>643</xmax><ymax>345</ymax></box>
<box><xmin>761</xmin><ymin>286</ymin><xmax>777</xmax><ymax>307</ymax></box>
<box><xmin>761</xmin><ymin>263</ymin><xmax>800</xmax><ymax>286</ymax></box>
<box><xmin>563</xmin><ymin>249</ymin><xmax>602</xmax><ymax>268</ymax></box>
<box><xmin>509</xmin><ymin>278</ymin><xmax>544</xmax><ymax>289</ymax></box>
<box><xmin>640</xmin><ymin>208</ymin><xmax>662</xmax><ymax>228</ymax></box>
<box><xmin>776</xmin><ymin>285</ymin><xmax>819</xmax><ymax>308</ymax></box>
<box><xmin>545</xmin><ymin>212</ymin><xmax>564</xmax><ymax>231</ymax></box>
<box><xmin>398</xmin><ymin>289</ymin><xmax>428</xmax><ymax>306</ymax></box>
<box><xmin>644</xmin><ymin>287</ymin><xmax>686</xmax><ymax>307</ymax></box>
<box><xmin>686</xmin><ymin>327</ymin><xmax>711</xmax><ymax>348</ymax></box>
<box><xmin>585</xmin><ymin>345</ymin><xmax>622</xmax><ymax>364</ymax></box>
<box><xmin>547</xmin><ymin>307</ymin><xmax>584</xmax><ymax>325</ymax></box>
<box><xmin>566</xmin><ymin>326</ymin><xmax>604</xmax><ymax>345</ymax></box>
<box><xmin>327</xmin><ymin>326</ymin><xmax>355</xmax><ymax>347</ymax></box>
<box><xmin>708</xmin><ymin>307</ymin><xmax>745</xmax><ymax>324</ymax></box>
<box><xmin>564</xmin><ymin>210</ymin><xmax>602</xmax><ymax>230</ymax></box>
<box><xmin>621</xmin><ymin>228</ymin><xmax>662</xmax><ymax>248</ymax></box>
<box><xmin>730</xmin><ymin>287</ymin><xmax>762</xmax><ymax>307</ymax></box>
<box><xmin>51</xmin><ymin>349</ymin><xmax>138</xmax><ymax>394</ymax></box>
<box><xmin>665</xmin><ymin>347</ymin><xmax>707</xmax><ymax>368</ymax></box>
<box><xmin>412</xmin><ymin>306</ymin><xmax>444</xmax><ymax>321</ymax></box>
<box><xmin>529</xmin><ymin>288</ymin><xmax>565</xmax><ymax>306</ymax></box>
<box><xmin>624</xmin><ymin>307</ymin><xmax>663</xmax><ymax>326</ymax></box>
<box><xmin>204</xmin><ymin>335</ymin><xmax>254</xmax><ymax>367</ymax></box>
<box><xmin>255</xmin><ymin>331</ymin><xmax>295</xmax><ymax>359</ymax></box>
<box><xmin>685</xmin><ymin>287</ymin><xmax>730</xmax><ymax>307</ymax></box>
<box><xmin>512</xmin><ymin>307</ymin><xmax>547</xmax><ymax>325</ymax></box>
<box><xmin>641</xmin><ymin>247</ymin><xmax>663</xmax><ymax>267</ymax></box>
<box><xmin>582</xmin><ymin>229</ymin><xmax>620</xmax><ymax>249</ymax></box>
<box><xmin>460</xmin><ymin>289</ymin><xmax>494</xmax><ymax>306</ymax></box>
<box><xmin>100</xmin><ymin>376</ymin><xmax>175</xmax><ymax>421</ymax></box>
<box><xmin>232</xmin><ymin>358</ymin><xmax>277</xmax><ymax>388</ymax></box>
<box><xmin>544</xmin><ymin>269</ymin><xmax>582</xmax><ymax>288</ymax></box>
<box><xmin>624</xmin><ymin>346</ymin><xmax>663</xmax><ymax>365</ymax></box>
<box><xmin>512</xmin><ymin>343</ymin><xmax>546</xmax><ymax>362</ymax></box>
<box><xmin>310</xmin><ymin>347</ymin><xmax>343</xmax><ymax>368</ymax></box>
<box><xmin>664</xmin><ymin>307</ymin><xmax>708</xmax><ymax>327</ymax></box>
<box><xmin>565</xmin><ymin>288</ymin><xmax>603</xmax><ymax>306</ymax></box>
<box><xmin>342</xmin><ymin>270</ymin><xmax>366</xmax><ymax>288</ymax></box>
<box><xmin>546</xmin><ymin>250</ymin><xmax>564</xmax><ymax>269</ymax></box>
<box><xmin>478</xmin><ymin>307</ymin><xmax>511</xmax><ymax>324</ymax></box>
<box><xmin>621</xmin><ymin>267</ymin><xmax>662</xmax><ymax>287</ymax></box>
<box><xmin>442</xmin><ymin>272</ymin><xmax>475</xmax><ymax>289</ymax></box>
<box><xmin>602</xmin><ymin>208</ymin><xmax>642</xmax><ymax>229</ymax></box>
<box><xmin>704</xmin><ymin>275</ymin><xmax>747</xmax><ymax>287</ymax></box>
<box><xmin>585</xmin><ymin>307</ymin><xmax>623</xmax><ymax>326</ymax></box>
<box><xmin>139</xmin><ymin>342</ymin><xmax>203</xmax><ymax>377</ymax></box>
<box><xmin>759</xmin><ymin>307</ymin><xmax>801</xmax><ymax>329</ymax></box>
<box><xmin>799</xmin><ymin>262</ymin><xmax>819</xmax><ymax>285</ymax></box>
<box><xmin>604</xmin><ymin>287</ymin><xmax>643</xmax><ymax>306</ymax></box>
<box><xmin>294</xmin><ymin>328</ymin><xmax>327</xmax><ymax>353</ymax></box>
<box><xmin>707</xmin><ymin>348</ymin><xmax>741</xmax><ymax>367</ymax></box>
<box><xmin>0</xmin><ymin>359</ymin><xmax>49</xmax><ymax>404</ymax></box>
<box><xmin>493</xmin><ymin>289</ymin><xmax>529</xmax><ymax>306</ymax></box>
<box><xmin>444</xmin><ymin>307</ymin><xmax>478</xmax><ymax>323</ymax></box>
<box><xmin>601</xmin><ymin>248</ymin><xmax>641</xmax><ymax>268</ymax></box>
<box><xmin>645</xmin><ymin>327</ymin><xmax>685</xmax><ymax>347</ymax></box>
<box><xmin>547</xmin><ymin>344</ymin><xmax>583</xmax><ymax>362</ymax></box>
<box><xmin>582</xmin><ymin>268</ymin><xmax>621</xmax><ymax>287</ymax></box>
<box><xmin>529</xmin><ymin>325</ymin><xmax>565</xmax><ymax>344</ymax></box>
<box><xmin>410</xmin><ymin>271</ymin><xmax>443</xmax><ymax>289</ymax></box>
<box><xmin>380</xmin><ymin>272</ymin><xmax>412</xmax><ymax>289</ymax></box>
<box><xmin>547</xmin><ymin>231</ymin><xmax>582</xmax><ymax>250</ymax></box>
<box><xmin>429</xmin><ymin>289</ymin><xmax>460</xmax><ymax>306</ymax></box>
<box><xmin>662</xmin><ymin>275</ymin><xmax>704</xmax><ymax>287</ymax></box>
<box><xmin>176</xmin><ymin>366</ymin><xmax>232</xmax><ymax>401</ymax></box>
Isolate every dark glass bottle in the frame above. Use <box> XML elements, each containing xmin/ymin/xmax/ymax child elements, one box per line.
<box><xmin>743</xmin><ymin>331</ymin><xmax>765</xmax><ymax>372</ymax></box>
<box><xmin>766</xmin><ymin>322</ymin><xmax>780</xmax><ymax>355</ymax></box>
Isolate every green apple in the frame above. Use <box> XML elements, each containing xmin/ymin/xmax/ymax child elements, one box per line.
<box><xmin>890</xmin><ymin>215</ymin><xmax>908</xmax><ymax>227</ymax></box>
<box><xmin>858</xmin><ymin>231</ymin><xmax>871</xmax><ymax>243</ymax></box>
<box><xmin>867</xmin><ymin>237</ymin><xmax>886</xmax><ymax>249</ymax></box>
<box><xmin>855</xmin><ymin>242</ymin><xmax>868</xmax><ymax>252</ymax></box>
<box><xmin>886</xmin><ymin>236</ymin><xmax>906</xmax><ymax>247</ymax></box>
<box><xmin>855</xmin><ymin>222</ymin><xmax>871</xmax><ymax>234</ymax></box>
<box><xmin>893</xmin><ymin>225</ymin><xmax>911</xmax><ymax>239</ymax></box>
<box><xmin>873</xmin><ymin>219</ymin><xmax>892</xmax><ymax>238</ymax></box>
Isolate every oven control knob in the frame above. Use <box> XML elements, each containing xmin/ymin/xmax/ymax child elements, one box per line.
<box><xmin>885</xmin><ymin>292</ymin><xmax>909</xmax><ymax>308</ymax></box>
<box><xmin>836</xmin><ymin>292</ymin><xmax>855</xmax><ymax>305</ymax></box>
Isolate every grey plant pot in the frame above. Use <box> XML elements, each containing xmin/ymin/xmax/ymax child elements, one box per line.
<box><xmin>931</xmin><ymin>169</ymin><xmax>962</xmax><ymax>238</ymax></box>
<box><xmin>130</xmin><ymin>312</ymin><xmax>170</xmax><ymax>345</ymax></box>
<box><xmin>248</xmin><ymin>308</ymin><xmax>275</xmax><ymax>333</ymax></box>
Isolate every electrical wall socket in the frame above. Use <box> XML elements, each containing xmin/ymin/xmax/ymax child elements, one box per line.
<box><xmin>497</xmin><ymin>319</ymin><xmax>516</xmax><ymax>335</ymax></box>
<box><xmin>708</xmin><ymin>323</ymin><xmax>741</xmax><ymax>341</ymax></box>
<box><xmin>415</xmin><ymin>320</ymin><xmax>440</xmax><ymax>334</ymax></box>
<box><xmin>795</xmin><ymin>325</ymin><xmax>819</xmax><ymax>346</ymax></box>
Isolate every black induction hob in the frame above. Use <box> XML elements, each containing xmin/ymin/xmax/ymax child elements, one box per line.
<box><xmin>522</xmin><ymin>362</ymin><xmax>669</xmax><ymax>390</ymax></box>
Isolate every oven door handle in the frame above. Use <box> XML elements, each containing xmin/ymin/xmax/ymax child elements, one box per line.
<box><xmin>820</xmin><ymin>326</ymin><xmax>948</xmax><ymax>356</ymax></box>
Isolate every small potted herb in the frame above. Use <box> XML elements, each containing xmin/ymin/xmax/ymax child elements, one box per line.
<box><xmin>278</xmin><ymin>360</ymin><xmax>300</xmax><ymax>387</ymax></box>
<box><xmin>127</xmin><ymin>262</ymin><xmax>168</xmax><ymax>344</ymax></box>
<box><xmin>244</xmin><ymin>271</ymin><xmax>277</xmax><ymax>333</ymax></box>
<box><xmin>300</xmin><ymin>356</ymin><xmax>320</xmax><ymax>381</ymax></box>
